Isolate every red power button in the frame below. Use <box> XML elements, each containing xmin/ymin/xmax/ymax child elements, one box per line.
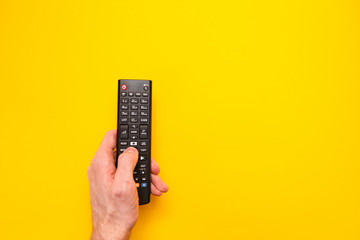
<box><xmin>121</xmin><ymin>84</ymin><xmax>127</xmax><ymax>90</ymax></box>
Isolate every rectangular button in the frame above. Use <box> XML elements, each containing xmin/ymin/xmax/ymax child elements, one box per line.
<box><xmin>121</xmin><ymin>98</ymin><xmax>129</xmax><ymax>103</ymax></box>
<box><xmin>139</xmin><ymin>148</ymin><xmax>147</xmax><ymax>153</ymax></box>
<box><xmin>142</xmin><ymin>92</ymin><xmax>148</xmax><ymax>97</ymax></box>
<box><xmin>135</xmin><ymin>92</ymin><xmax>141</xmax><ymax>97</ymax></box>
<box><xmin>130</xmin><ymin>111</ymin><xmax>138</xmax><ymax>116</ymax></box>
<box><xmin>139</xmin><ymin>141</ymin><xmax>147</xmax><ymax>146</ymax></box>
<box><xmin>120</xmin><ymin>118</ymin><xmax>128</xmax><ymax>123</ymax></box>
<box><xmin>121</xmin><ymin>111</ymin><xmax>128</xmax><ymax>116</ymax></box>
<box><xmin>131</xmin><ymin>105</ymin><xmax>138</xmax><ymax>110</ymax></box>
<box><xmin>120</xmin><ymin>125</ymin><xmax>128</xmax><ymax>139</ymax></box>
<box><xmin>130</xmin><ymin>130</ymin><xmax>138</xmax><ymax>134</ymax></box>
<box><xmin>140</xmin><ymin>170</ymin><xmax>146</xmax><ymax>175</ymax></box>
<box><xmin>130</xmin><ymin>117</ymin><xmax>138</xmax><ymax>123</ymax></box>
<box><xmin>139</xmin><ymin>155</ymin><xmax>146</xmax><ymax>161</ymax></box>
<box><xmin>140</xmin><ymin>105</ymin><xmax>148</xmax><ymax>110</ymax></box>
<box><xmin>121</xmin><ymin>105</ymin><xmax>129</xmax><ymax>110</ymax></box>
<box><xmin>120</xmin><ymin>141</ymin><xmax>128</xmax><ymax>146</ymax></box>
<box><xmin>130</xmin><ymin>141</ymin><xmax>137</xmax><ymax>146</ymax></box>
<box><xmin>141</xmin><ymin>99</ymin><xmax>148</xmax><ymax>104</ymax></box>
<box><xmin>140</xmin><ymin>183</ymin><xmax>147</xmax><ymax>187</ymax></box>
<box><xmin>140</xmin><ymin>118</ymin><xmax>148</xmax><ymax>123</ymax></box>
<box><xmin>131</xmin><ymin>99</ymin><xmax>139</xmax><ymax>104</ymax></box>
<box><xmin>140</xmin><ymin>111</ymin><xmax>148</xmax><ymax>116</ymax></box>
<box><xmin>140</xmin><ymin>125</ymin><xmax>147</xmax><ymax>139</ymax></box>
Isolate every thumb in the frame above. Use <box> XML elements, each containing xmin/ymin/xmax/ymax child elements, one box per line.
<box><xmin>114</xmin><ymin>147</ymin><xmax>138</xmax><ymax>182</ymax></box>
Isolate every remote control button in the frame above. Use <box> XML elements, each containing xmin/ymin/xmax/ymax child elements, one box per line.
<box><xmin>141</xmin><ymin>183</ymin><xmax>147</xmax><ymax>187</ymax></box>
<box><xmin>139</xmin><ymin>148</ymin><xmax>147</xmax><ymax>153</ymax></box>
<box><xmin>120</xmin><ymin>125</ymin><xmax>128</xmax><ymax>139</ymax></box>
<box><xmin>119</xmin><ymin>141</ymin><xmax>128</xmax><ymax>146</ymax></box>
<box><xmin>120</xmin><ymin>118</ymin><xmax>128</xmax><ymax>123</ymax></box>
<box><xmin>135</xmin><ymin>92</ymin><xmax>141</xmax><ymax>97</ymax></box>
<box><xmin>140</xmin><ymin>118</ymin><xmax>148</xmax><ymax>123</ymax></box>
<box><xmin>130</xmin><ymin>135</ymin><xmax>138</xmax><ymax>140</ymax></box>
<box><xmin>130</xmin><ymin>124</ymin><xmax>138</xmax><ymax>129</ymax></box>
<box><xmin>142</xmin><ymin>92</ymin><xmax>149</xmax><ymax>97</ymax></box>
<box><xmin>131</xmin><ymin>99</ymin><xmax>139</xmax><ymax>104</ymax></box>
<box><xmin>141</xmin><ymin>99</ymin><xmax>148</xmax><ymax>104</ymax></box>
<box><xmin>121</xmin><ymin>111</ymin><xmax>128</xmax><ymax>116</ymax></box>
<box><xmin>141</xmin><ymin>177</ymin><xmax>147</xmax><ymax>181</ymax></box>
<box><xmin>140</xmin><ymin>170</ymin><xmax>146</xmax><ymax>175</ymax></box>
<box><xmin>121</xmin><ymin>98</ymin><xmax>129</xmax><ymax>104</ymax></box>
<box><xmin>133</xmin><ymin>171</ymin><xmax>138</xmax><ymax>175</ymax></box>
<box><xmin>135</xmin><ymin>183</ymin><xmax>139</xmax><ymax>187</ymax></box>
<box><xmin>121</xmin><ymin>105</ymin><xmax>129</xmax><ymax>110</ymax></box>
<box><xmin>134</xmin><ymin>177</ymin><xmax>139</xmax><ymax>182</ymax></box>
<box><xmin>119</xmin><ymin>148</ymin><xmax>126</xmax><ymax>152</ymax></box>
<box><xmin>130</xmin><ymin>130</ymin><xmax>138</xmax><ymax>134</ymax></box>
<box><xmin>121</xmin><ymin>92</ymin><xmax>127</xmax><ymax>97</ymax></box>
<box><xmin>139</xmin><ymin>155</ymin><xmax>146</xmax><ymax>161</ymax></box>
<box><xmin>128</xmin><ymin>92</ymin><xmax>134</xmax><ymax>97</ymax></box>
<box><xmin>140</xmin><ymin>125</ymin><xmax>147</xmax><ymax>139</ymax></box>
<box><xmin>130</xmin><ymin>117</ymin><xmax>138</xmax><ymax>123</ymax></box>
<box><xmin>130</xmin><ymin>141</ymin><xmax>138</xmax><ymax>146</ymax></box>
<box><xmin>131</xmin><ymin>105</ymin><xmax>138</xmax><ymax>110</ymax></box>
<box><xmin>140</xmin><ymin>164</ymin><xmax>146</xmax><ymax>168</ymax></box>
<box><xmin>140</xmin><ymin>111</ymin><xmax>148</xmax><ymax>116</ymax></box>
<box><xmin>140</xmin><ymin>105</ymin><xmax>148</xmax><ymax>110</ymax></box>
<box><xmin>139</xmin><ymin>141</ymin><xmax>147</xmax><ymax>146</ymax></box>
<box><xmin>143</xmin><ymin>86</ymin><xmax>148</xmax><ymax>91</ymax></box>
<box><xmin>130</xmin><ymin>111</ymin><xmax>138</xmax><ymax>116</ymax></box>
<box><xmin>121</xmin><ymin>84</ymin><xmax>127</xmax><ymax>90</ymax></box>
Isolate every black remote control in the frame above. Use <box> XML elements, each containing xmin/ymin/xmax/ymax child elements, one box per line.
<box><xmin>116</xmin><ymin>79</ymin><xmax>152</xmax><ymax>205</ymax></box>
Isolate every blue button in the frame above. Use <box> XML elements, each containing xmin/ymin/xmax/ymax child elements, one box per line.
<box><xmin>141</xmin><ymin>183</ymin><xmax>147</xmax><ymax>188</ymax></box>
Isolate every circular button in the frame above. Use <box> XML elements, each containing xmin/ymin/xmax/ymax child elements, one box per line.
<box><xmin>143</xmin><ymin>86</ymin><xmax>148</xmax><ymax>91</ymax></box>
<box><xmin>121</xmin><ymin>84</ymin><xmax>127</xmax><ymax>90</ymax></box>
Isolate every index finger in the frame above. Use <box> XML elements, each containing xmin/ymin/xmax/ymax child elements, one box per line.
<box><xmin>96</xmin><ymin>130</ymin><xmax>117</xmax><ymax>160</ymax></box>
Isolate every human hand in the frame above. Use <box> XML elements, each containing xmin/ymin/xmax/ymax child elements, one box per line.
<box><xmin>87</xmin><ymin>130</ymin><xmax>169</xmax><ymax>240</ymax></box>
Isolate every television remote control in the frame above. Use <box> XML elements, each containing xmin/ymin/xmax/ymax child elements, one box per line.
<box><xmin>116</xmin><ymin>79</ymin><xmax>152</xmax><ymax>205</ymax></box>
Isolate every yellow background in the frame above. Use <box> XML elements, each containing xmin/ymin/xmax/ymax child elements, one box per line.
<box><xmin>0</xmin><ymin>0</ymin><xmax>359</xmax><ymax>239</ymax></box>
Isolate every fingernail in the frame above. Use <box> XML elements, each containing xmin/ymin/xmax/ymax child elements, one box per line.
<box><xmin>124</xmin><ymin>147</ymin><xmax>137</xmax><ymax>153</ymax></box>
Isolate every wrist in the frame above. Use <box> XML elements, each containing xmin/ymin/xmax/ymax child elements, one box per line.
<box><xmin>91</xmin><ymin>220</ymin><xmax>132</xmax><ymax>240</ymax></box>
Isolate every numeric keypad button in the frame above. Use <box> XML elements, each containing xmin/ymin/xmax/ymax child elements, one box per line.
<box><xmin>121</xmin><ymin>105</ymin><xmax>129</xmax><ymax>110</ymax></box>
<box><xmin>121</xmin><ymin>98</ymin><xmax>129</xmax><ymax>104</ymax></box>
<box><xmin>131</xmin><ymin>105</ymin><xmax>138</xmax><ymax>110</ymax></box>
<box><xmin>130</xmin><ymin>111</ymin><xmax>138</xmax><ymax>116</ymax></box>
<box><xmin>130</xmin><ymin>117</ymin><xmax>138</xmax><ymax>123</ymax></box>
<box><xmin>140</xmin><ymin>105</ymin><xmax>148</xmax><ymax>110</ymax></box>
<box><xmin>131</xmin><ymin>99</ymin><xmax>139</xmax><ymax>104</ymax></box>
<box><xmin>121</xmin><ymin>111</ymin><xmax>129</xmax><ymax>116</ymax></box>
